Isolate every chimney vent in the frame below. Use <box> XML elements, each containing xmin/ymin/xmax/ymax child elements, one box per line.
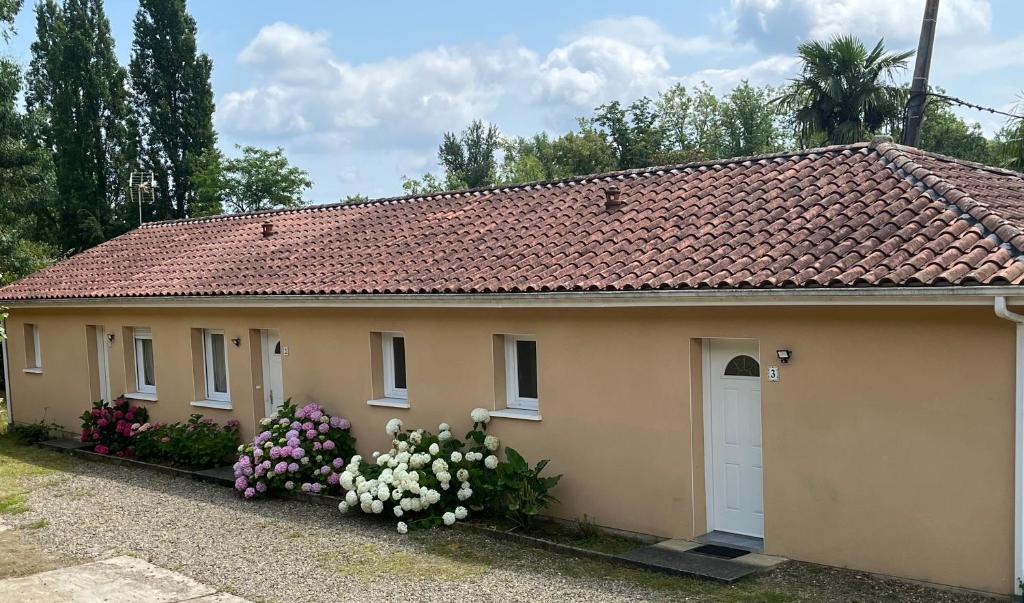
<box><xmin>604</xmin><ymin>185</ymin><xmax>622</xmax><ymax>209</ymax></box>
<box><xmin>261</xmin><ymin>221</ymin><xmax>274</xmax><ymax>237</ymax></box>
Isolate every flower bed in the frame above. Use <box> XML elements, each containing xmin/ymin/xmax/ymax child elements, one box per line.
<box><xmin>233</xmin><ymin>400</ymin><xmax>356</xmax><ymax>499</ymax></box>
<box><xmin>79</xmin><ymin>397</ymin><xmax>150</xmax><ymax>457</ymax></box>
<box><xmin>336</xmin><ymin>408</ymin><xmax>561</xmax><ymax>534</ymax></box>
<box><xmin>133</xmin><ymin>414</ymin><xmax>241</xmax><ymax>469</ymax></box>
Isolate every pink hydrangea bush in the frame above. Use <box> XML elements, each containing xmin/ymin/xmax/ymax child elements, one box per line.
<box><xmin>79</xmin><ymin>397</ymin><xmax>151</xmax><ymax>457</ymax></box>
<box><xmin>234</xmin><ymin>400</ymin><xmax>356</xmax><ymax>499</ymax></box>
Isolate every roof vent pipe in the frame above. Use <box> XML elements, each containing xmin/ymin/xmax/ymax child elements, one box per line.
<box><xmin>262</xmin><ymin>221</ymin><xmax>274</xmax><ymax>237</ymax></box>
<box><xmin>604</xmin><ymin>185</ymin><xmax>623</xmax><ymax>209</ymax></box>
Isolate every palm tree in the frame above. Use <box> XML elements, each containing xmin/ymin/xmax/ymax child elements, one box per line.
<box><xmin>776</xmin><ymin>35</ymin><xmax>913</xmax><ymax>146</ymax></box>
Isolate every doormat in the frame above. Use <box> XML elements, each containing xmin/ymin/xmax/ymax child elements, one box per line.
<box><xmin>689</xmin><ymin>544</ymin><xmax>750</xmax><ymax>559</ymax></box>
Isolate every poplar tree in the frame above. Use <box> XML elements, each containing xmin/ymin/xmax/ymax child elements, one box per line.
<box><xmin>129</xmin><ymin>0</ymin><xmax>215</xmax><ymax>220</ymax></box>
<box><xmin>26</xmin><ymin>0</ymin><xmax>135</xmax><ymax>253</ymax></box>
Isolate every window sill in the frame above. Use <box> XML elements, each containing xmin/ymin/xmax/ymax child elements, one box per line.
<box><xmin>22</xmin><ymin>368</ymin><xmax>43</xmax><ymax>374</ymax></box>
<box><xmin>191</xmin><ymin>399</ymin><xmax>232</xmax><ymax>410</ymax></box>
<box><xmin>126</xmin><ymin>392</ymin><xmax>158</xmax><ymax>402</ymax></box>
<box><xmin>367</xmin><ymin>398</ymin><xmax>411</xmax><ymax>409</ymax></box>
<box><xmin>490</xmin><ymin>408</ymin><xmax>541</xmax><ymax>421</ymax></box>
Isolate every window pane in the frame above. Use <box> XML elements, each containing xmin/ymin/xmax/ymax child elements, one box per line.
<box><xmin>724</xmin><ymin>354</ymin><xmax>760</xmax><ymax>377</ymax></box>
<box><xmin>211</xmin><ymin>333</ymin><xmax>228</xmax><ymax>393</ymax></box>
<box><xmin>140</xmin><ymin>338</ymin><xmax>156</xmax><ymax>386</ymax></box>
<box><xmin>392</xmin><ymin>336</ymin><xmax>407</xmax><ymax>390</ymax></box>
<box><xmin>516</xmin><ymin>339</ymin><xmax>537</xmax><ymax>399</ymax></box>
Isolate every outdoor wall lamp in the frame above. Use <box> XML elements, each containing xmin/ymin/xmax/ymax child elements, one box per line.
<box><xmin>776</xmin><ymin>349</ymin><xmax>792</xmax><ymax>363</ymax></box>
<box><xmin>106</xmin><ymin>333</ymin><xmax>115</xmax><ymax>344</ymax></box>
<box><xmin>231</xmin><ymin>337</ymin><xmax>241</xmax><ymax>347</ymax></box>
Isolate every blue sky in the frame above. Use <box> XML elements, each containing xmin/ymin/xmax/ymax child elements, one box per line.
<box><xmin>5</xmin><ymin>0</ymin><xmax>1023</xmax><ymax>203</ymax></box>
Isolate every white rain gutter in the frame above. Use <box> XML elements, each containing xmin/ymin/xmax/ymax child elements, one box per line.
<box><xmin>1</xmin><ymin>317</ymin><xmax>11</xmax><ymax>427</ymax></box>
<box><xmin>995</xmin><ymin>296</ymin><xmax>1024</xmax><ymax>594</ymax></box>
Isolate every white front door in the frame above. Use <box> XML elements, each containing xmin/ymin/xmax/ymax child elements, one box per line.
<box><xmin>705</xmin><ymin>338</ymin><xmax>764</xmax><ymax>537</ymax></box>
<box><xmin>261</xmin><ymin>329</ymin><xmax>284</xmax><ymax>417</ymax></box>
<box><xmin>96</xmin><ymin>327</ymin><xmax>111</xmax><ymax>403</ymax></box>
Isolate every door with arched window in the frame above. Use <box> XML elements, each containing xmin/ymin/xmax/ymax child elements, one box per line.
<box><xmin>704</xmin><ymin>338</ymin><xmax>764</xmax><ymax>538</ymax></box>
<box><xmin>261</xmin><ymin>329</ymin><xmax>285</xmax><ymax>417</ymax></box>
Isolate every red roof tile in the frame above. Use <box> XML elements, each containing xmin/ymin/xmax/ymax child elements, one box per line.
<box><xmin>4</xmin><ymin>139</ymin><xmax>1024</xmax><ymax>301</ymax></box>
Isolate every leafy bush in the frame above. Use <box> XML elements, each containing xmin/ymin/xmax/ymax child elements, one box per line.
<box><xmin>9</xmin><ymin>419</ymin><xmax>63</xmax><ymax>445</ymax></box>
<box><xmin>495</xmin><ymin>448</ymin><xmax>561</xmax><ymax>528</ymax></box>
<box><xmin>234</xmin><ymin>400</ymin><xmax>356</xmax><ymax>498</ymax></box>
<box><xmin>79</xmin><ymin>397</ymin><xmax>150</xmax><ymax>457</ymax></box>
<box><xmin>134</xmin><ymin>414</ymin><xmax>241</xmax><ymax>469</ymax></box>
<box><xmin>336</xmin><ymin>407</ymin><xmax>561</xmax><ymax>533</ymax></box>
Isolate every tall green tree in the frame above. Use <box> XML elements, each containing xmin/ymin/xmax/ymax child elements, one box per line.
<box><xmin>197</xmin><ymin>145</ymin><xmax>311</xmax><ymax>214</ymax></box>
<box><xmin>1</xmin><ymin>0</ymin><xmax>56</xmax><ymax>282</ymax></box>
<box><xmin>438</xmin><ymin>120</ymin><xmax>500</xmax><ymax>189</ymax></box>
<box><xmin>720</xmin><ymin>82</ymin><xmax>787</xmax><ymax>157</ymax></box>
<box><xmin>592</xmin><ymin>97</ymin><xmax>664</xmax><ymax>169</ymax></box>
<box><xmin>27</xmin><ymin>0</ymin><xmax>136</xmax><ymax>253</ymax></box>
<box><xmin>776</xmin><ymin>35</ymin><xmax>912</xmax><ymax>145</ymax></box>
<box><xmin>499</xmin><ymin>121</ymin><xmax>616</xmax><ymax>184</ymax></box>
<box><xmin>129</xmin><ymin>0</ymin><xmax>216</xmax><ymax>221</ymax></box>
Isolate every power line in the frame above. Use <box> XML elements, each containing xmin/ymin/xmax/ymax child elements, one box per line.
<box><xmin>923</xmin><ymin>91</ymin><xmax>1024</xmax><ymax>121</ymax></box>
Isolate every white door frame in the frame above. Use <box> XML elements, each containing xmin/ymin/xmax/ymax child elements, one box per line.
<box><xmin>702</xmin><ymin>337</ymin><xmax>763</xmax><ymax>537</ymax></box>
<box><xmin>96</xmin><ymin>327</ymin><xmax>111</xmax><ymax>403</ymax></box>
<box><xmin>260</xmin><ymin>329</ymin><xmax>284</xmax><ymax>417</ymax></box>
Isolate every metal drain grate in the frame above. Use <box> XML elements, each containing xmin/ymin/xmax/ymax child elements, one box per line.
<box><xmin>689</xmin><ymin>544</ymin><xmax>750</xmax><ymax>559</ymax></box>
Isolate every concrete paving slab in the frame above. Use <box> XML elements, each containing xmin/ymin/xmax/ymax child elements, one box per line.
<box><xmin>0</xmin><ymin>556</ymin><xmax>233</xmax><ymax>603</ymax></box>
<box><xmin>618</xmin><ymin>543</ymin><xmax>759</xmax><ymax>582</ymax></box>
<box><xmin>39</xmin><ymin>439</ymin><xmax>92</xmax><ymax>451</ymax></box>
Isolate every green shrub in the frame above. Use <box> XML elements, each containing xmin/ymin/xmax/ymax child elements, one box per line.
<box><xmin>8</xmin><ymin>420</ymin><xmax>62</xmax><ymax>445</ymax></box>
<box><xmin>494</xmin><ymin>447</ymin><xmax>561</xmax><ymax>529</ymax></box>
<box><xmin>134</xmin><ymin>414</ymin><xmax>241</xmax><ymax>469</ymax></box>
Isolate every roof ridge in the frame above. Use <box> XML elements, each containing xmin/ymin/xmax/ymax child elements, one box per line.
<box><xmin>139</xmin><ymin>142</ymin><xmax>872</xmax><ymax>230</ymax></box>
<box><xmin>872</xmin><ymin>139</ymin><xmax>1024</xmax><ymax>255</ymax></box>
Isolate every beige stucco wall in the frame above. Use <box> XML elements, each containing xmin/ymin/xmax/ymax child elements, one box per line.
<box><xmin>2</xmin><ymin>304</ymin><xmax>1015</xmax><ymax>594</ymax></box>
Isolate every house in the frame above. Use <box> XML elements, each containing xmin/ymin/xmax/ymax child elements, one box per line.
<box><xmin>3</xmin><ymin>137</ymin><xmax>1024</xmax><ymax>595</ymax></box>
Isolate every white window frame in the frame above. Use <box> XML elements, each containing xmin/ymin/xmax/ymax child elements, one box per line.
<box><xmin>28</xmin><ymin>323</ymin><xmax>41</xmax><ymax>369</ymax></box>
<box><xmin>203</xmin><ymin>329</ymin><xmax>231</xmax><ymax>403</ymax></box>
<box><xmin>382</xmin><ymin>332</ymin><xmax>408</xmax><ymax>400</ymax></box>
<box><xmin>504</xmin><ymin>335</ymin><xmax>538</xmax><ymax>411</ymax></box>
<box><xmin>133</xmin><ymin>327</ymin><xmax>156</xmax><ymax>394</ymax></box>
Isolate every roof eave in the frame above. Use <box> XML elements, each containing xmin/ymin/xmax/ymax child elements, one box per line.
<box><xmin>3</xmin><ymin>286</ymin><xmax>1024</xmax><ymax>308</ymax></box>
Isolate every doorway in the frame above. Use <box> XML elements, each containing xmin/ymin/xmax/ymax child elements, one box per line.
<box><xmin>261</xmin><ymin>329</ymin><xmax>284</xmax><ymax>417</ymax></box>
<box><xmin>703</xmin><ymin>338</ymin><xmax>764</xmax><ymax>538</ymax></box>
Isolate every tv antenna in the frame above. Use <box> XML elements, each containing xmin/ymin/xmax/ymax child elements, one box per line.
<box><xmin>129</xmin><ymin>171</ymin><xmax>156</xmax><ymax>225</ymax></box>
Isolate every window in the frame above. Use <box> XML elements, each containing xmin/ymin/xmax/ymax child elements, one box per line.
<box><xmin>505</xmin><ymin>335</ymin><xmax>538</xmax><ymax>411</ymax></box>
<box><xmin>382</xmin><ymin>332</ymin><xmax>407</xmax><ymax>399</ymax></box>
<box><xmin>724</xmin><ymin>354</ymin><xmax>760</xmax><ymax>377</ymax></box>
<box><xmin>133</xmin><ymin>328</ymin><xmax>156</xmax><ymax>394</ymax></box>
<box><xmin>23</xmin><ymin>323</ymin><xmax>41</xmax><ymax>371</ymax></box>
<box><xmin>203</xmin><ymin>329</ymin><xmax>230</xmax><ymax>402</ymax></box>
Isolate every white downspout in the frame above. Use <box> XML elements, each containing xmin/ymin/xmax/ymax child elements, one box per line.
<box><xmin>995</xmin><ymin>296</ymin><xmax>1024</xmax><ymax>596</ymax></box>
<box><xmin>1</xmin><ymin>317</ymin><xmax>11</xmax><ymax>426</ymax></box>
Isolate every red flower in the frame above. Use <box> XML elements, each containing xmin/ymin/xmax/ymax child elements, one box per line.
<box><xmin>94</xmin><ymin>445</ymin><xmax>109</xmax><ymax>455</ymax></box>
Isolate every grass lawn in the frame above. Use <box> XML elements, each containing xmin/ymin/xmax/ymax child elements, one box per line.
<box><xmin>0</xmin><ymin>411</ymin><xmax>74</xmax><ymax>579</ymax></box>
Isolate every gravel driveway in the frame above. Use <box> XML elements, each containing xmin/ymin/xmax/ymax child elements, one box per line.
<box><xmin>6</xmin><ymin>454</ymin><xmax>998</xmax><ymax>603</ymax></box>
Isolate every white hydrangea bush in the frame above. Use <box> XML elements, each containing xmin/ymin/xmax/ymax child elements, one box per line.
<box><xmin>336</xmin><ymin>408</ymin><xmax>500</xmax><ymax>531</ymax></box>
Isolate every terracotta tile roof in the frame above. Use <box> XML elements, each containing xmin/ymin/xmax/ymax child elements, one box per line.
<box><xmin>4</xmin><ymin>139</ymin><xmax>1024</xmax><ymax>301</ymax></box>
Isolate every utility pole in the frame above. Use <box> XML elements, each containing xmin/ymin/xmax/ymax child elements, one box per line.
<box><xmin>902</xmin><ymin>0</ymin><xmax>940</xmax><ymax>147</ymax></box>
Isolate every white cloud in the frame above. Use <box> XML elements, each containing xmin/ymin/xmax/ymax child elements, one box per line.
<box><xmin>219</xmin><ymin>23</ymin><xmax>536</xmax><ymax>149</ymax></box>
<box><xmin>534</xmin><ymin>36</ymin><xmax>674</xmax><ymax>108</ymax></box>
<box><xmin>728</xmin><ymin>0</ymin><xmax>992</xmax><ymax>51</ymax></box>
<box><xmin>574</xmin><ymin>16</ymin><xmax>734</xmax><ymax>55</ymax></box>
<box><xmin>681</xmin><ymin>55</ymin><xmax>801</xmax><ymax>90</ymax></box>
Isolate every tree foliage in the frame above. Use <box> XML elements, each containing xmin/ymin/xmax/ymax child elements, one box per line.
<box><xmin>198</xmin><ymin>145</ymin><xmax>312</xmax><ymax>214</ymax></box>
<box><xmin>130</xmin><ymin>0</ymin><xmax>216</xmax><ymax>221</ymax></box>
<box><xmin>438</xmin><ymin>120</ymin><xmax>501</xmax><ymax>189</ymax></box>
<box><xmin>776</xmin><ymin>35</ymin><xmax>912</xmax><ymax>145</ymax></box>
<box><xmin>26</xmin><ymin>0</ymin><xmax>136</xmax><ymax>253</ymax></box>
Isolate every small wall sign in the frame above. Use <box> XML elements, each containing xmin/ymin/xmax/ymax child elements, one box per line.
<box><xmin>767</xmin><ymin>366</ymin><xmax>780</xmax><ymax>382</ymax></box>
